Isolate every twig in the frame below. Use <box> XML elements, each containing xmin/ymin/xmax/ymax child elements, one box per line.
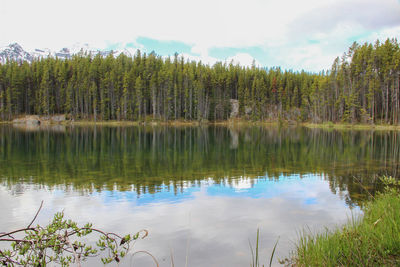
<box><xmin>0</xmin><ymin>228</ymin><xmax>36</xmax><ymax>238</ymax></box>
<box><xmin>130</xmin><ymin>250</ymin><xmax>159</xmax><ymax>267</ymax></box>
<box><xmin>0</xmin><ymin>249</ymin><xmax>19</xmax><ymax>265</ymax></box>
<box><xmin>352</xmin><ymin>176</ymin><xmax>375</xmax><ymax>199</ymax></box>
<box><xmin>0</xmin><ymin>238</ymin><xmax>35</xmax><ymax>243</ymax></box>
<box><xmin>170</xmin><ymin>247</ymin><xmax>175</xmax><ymax>267</ymax></box>
<box><xmin>1</xmin><ymin>207</ymin><xmax>147</xmax><ymax>266</ymax></box>
<box><xmin>27</xmin><ymin>200</ymin><xmax>44</xmax><ymax>228</ymax></box>
<box><xmin>64</xmin><ymin>234</ymin><xmax>81</xmax><ymax>267</ymax></box>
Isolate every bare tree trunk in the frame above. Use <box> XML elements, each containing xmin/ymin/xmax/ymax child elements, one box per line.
<box><xmin>152</xmin><ymin>87</ymin><xmax>156</xmax><ymax>119</ymax></box>
<box><xmin>386</xmin><ymin>84</ymin><xmax>389</xmax><ymax>123</ymax></box>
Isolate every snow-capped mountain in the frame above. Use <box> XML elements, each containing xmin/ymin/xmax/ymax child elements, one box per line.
<box><xmin>0</xmin><ymin>43</ymin><xmax>33</xmax><ymax>63</ymax></box>
<box><xmin>0</xmin><ymin>43</ymin><xmax>134</xmax><ymax>64</ymax></box>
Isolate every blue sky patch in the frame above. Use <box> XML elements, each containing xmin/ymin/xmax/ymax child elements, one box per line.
<box><xmin>136</xmin><ymin>37</ymin><xmax>193</xmax><ymax>56</ymax></box>
<box><xmin>304</xmin><ymin>197</ymin><xmax>318</xmax><ymax>205</ymax></box>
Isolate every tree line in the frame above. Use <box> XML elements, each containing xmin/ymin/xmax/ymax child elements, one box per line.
<box><xmin>0</xmin><ymin>38</ymin><xmax>399</xmax><ymax>123</ymax></box>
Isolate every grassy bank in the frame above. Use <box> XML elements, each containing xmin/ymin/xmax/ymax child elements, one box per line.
<box><xmin>302</xmin><ymin>122</ymin><xmax>400</xmax><ymax>131</ymax></box>
<box><xmin>0</xmin><ymin>118</ymin><xmax>280</xmax><ymax>127</ymax></box>
<box><xmin>289</xmin><ymin>180</ymin><xmax>400</xmax><ymax>266</ymax></box>
<box><xmin>41</xmin><ymin>120</ymin><xmax>400</xmax><ymax>130</ymax></box>
<box><xmin>2</xmin><ymin>116</ymin><xmax>400</xmax><ymax>130</ymax></box>
<box><xmin>61</xmin><ymin>118</ymin><xmax>281</xmax><ymax>127</ymax></box>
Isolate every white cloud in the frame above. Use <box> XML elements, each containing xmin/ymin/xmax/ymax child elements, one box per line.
<box><xmin>179</xmin><ymin>53</ymin><xmax>219</xmax><ymax>66</ymax></box>
<box><xmin>288</xmin><ymin>0</ymin><xmax>400</xmax><ymax>39</ymax></box>
<box><xmin>226</xmin><ymin>53</ymin><xmax>260</xmax><ymax>67</ymax></box>
<box><xmin>364</xmin><ymin>25</ymin><xmax>400</xmax><ymax>44</ymax></box>
<box><xmin>175</xmin><ymin>52</ymin><xmax>260</xmax><ymax>68</ymax></box>
<box><xmin>0</xmin><ymin>0</ymin><xmax>339</xmax><ymax>49</ymax></box>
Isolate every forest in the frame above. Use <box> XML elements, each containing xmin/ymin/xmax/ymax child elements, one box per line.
<box><xmin>0</xmin><ymin>38</ymin><xmax>399</xmax><ymax>124</ymax></box>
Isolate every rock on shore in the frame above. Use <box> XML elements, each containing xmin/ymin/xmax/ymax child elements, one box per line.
<box><xmin>12</xmin><ymin>115</ymin><xmax>66</xmax><ymax>125</ymax></box>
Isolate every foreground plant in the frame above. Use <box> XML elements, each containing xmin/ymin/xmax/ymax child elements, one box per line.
<box><xmin>0</xmin><ymin>202</ymin><xmax>154</xmax><ymax>266</ymax></box>
<box><xmin>249</xmin><ymin>229</ymin><xmax>279</xmax><ymax>267</ymax></box>
<box><xmin>288</xmin><ymin>176</ymin><xmax>400</xmax><ymax>266</ymax></box>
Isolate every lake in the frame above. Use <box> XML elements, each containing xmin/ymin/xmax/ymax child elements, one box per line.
<box><xmin>0</xmin><ymin>125</ymin><xmax>399</xmax><ymax>266</ymax></box>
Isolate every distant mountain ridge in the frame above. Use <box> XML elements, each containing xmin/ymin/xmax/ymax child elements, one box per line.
<box><xmin>0</xmin><ymin>43</ymin><xmax>134</xmax><ymax>64</ymax></box>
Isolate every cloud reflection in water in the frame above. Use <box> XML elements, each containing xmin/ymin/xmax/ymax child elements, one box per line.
<box><xmin>0</xmin><ymin>174</ymin><xmax>358</xmax><ymax>266</ymax></box>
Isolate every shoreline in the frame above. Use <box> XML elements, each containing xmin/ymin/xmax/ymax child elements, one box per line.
<box><xmin>2</xmin><ymin>118</ymin><xmax>400</xmax><ymax>130</ymax></box>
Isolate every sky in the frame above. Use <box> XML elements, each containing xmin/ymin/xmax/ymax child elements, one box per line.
<box><xmin>1</xmin><ymin>0</ymin><xmax>400</xmax><ymax>72</ymax></box>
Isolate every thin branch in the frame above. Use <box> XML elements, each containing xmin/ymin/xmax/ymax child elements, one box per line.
<box><xmin>0</xmin><ymin>232</ymin><xmax>15</xmax><ymax>239</ymax></box>
<box><xmin>0</xmin><ymin>238</ymin><xmax>35</xmax><ymax>243</ymax></box>
<box><xmin>79</xmin><ymin>227</ymin><xmax>120</xmax><ymax>239</ymax></box>
<box><xmin>353</xmin><ymin>176</ymin><xmax>375</xmax><ymax>199</ymax></box>
<box><xmin>0</xmin><ymin>249</ymin><xmax>20</xmax><ymax>265</ymax></box>
<box><xmin>138</xmin><ymin>229</ymin><xmax>149</xmax><ymax>239</ymax></box>
<box><xmin>27</xmin><ymin>200</ymin><xmax>44</xmax><ymax>228</ymax></box>
<box><xmin>1</xmin><ymin>208</ymin><xmax>149</xmax><ymax>266</ymax></box>
<box><xmin>0</xmin><ymin>228</ymin><xmax>37</xmax><ymax>238</ymax></box>
<box><xmin>170</xmin><ymin>247</ymin><xmax>175</xmax><ymax>267</ymax></box>
<box><xmin>64</xmin><ymin>234</ymin><xmax>81</xmax><ymax>267</ymax></box>
<box><xmin>130</xmin><ymin>250</ymin><xmax>159</xmax><ymax>267</ymax></box>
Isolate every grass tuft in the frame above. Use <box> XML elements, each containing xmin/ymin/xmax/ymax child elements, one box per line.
<box><xmin>290</xmin><ymin>183</ymin><xmax>400</xmax><ymax>266</ymax></box>
<box><xmin>250</xmin><ymin>229</ymin><xmax>280</xmax><ymax>267</ymax></box>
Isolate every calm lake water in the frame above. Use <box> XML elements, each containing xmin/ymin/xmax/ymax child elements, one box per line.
<box><xmin>1</xmin><ymin>125</ymin><xmax>399</xmax><ymax>266</ymax></box>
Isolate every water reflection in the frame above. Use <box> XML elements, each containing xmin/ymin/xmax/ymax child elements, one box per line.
<box><xmin>0</xmin><ymin>125</ymin><xmax>399</xmax><ymax>205</ymax></box>
<box><xmin>0</xmin><ymin>125</ymin><xmax>399</xmax><ymax>265</ymax></box>
<box><xmin>0</xmin><ymin>174</ymin><xmax>357</xmax><ymax>266</ymax></box>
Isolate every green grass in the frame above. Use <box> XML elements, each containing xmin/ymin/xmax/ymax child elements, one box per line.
<box><xmin>4</xmin><ymin>115</ymin><xmax>400</xmax><ymax>130</ymax></box>
<box><xmin>290</xmin><ymin>186</ymin><xmax>400</xmax><ymax>266</ymax></box>
<box><xmin>249</xmin><ymin>229</ymin><xmax>279</xmax><ymax>267</ymax></box>
<box><xmin>302</xmin><ymin>122</ymin><xmax>400</xmax><ymax>131</ymax></box>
